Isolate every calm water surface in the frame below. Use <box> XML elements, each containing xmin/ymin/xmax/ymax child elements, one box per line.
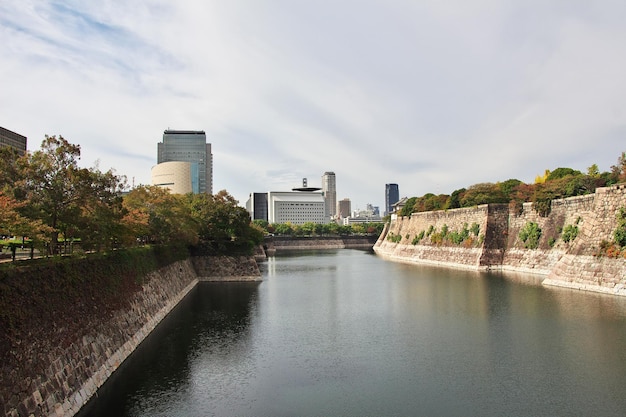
<box><xmin>80</xmin><ymin>250</ymin><xmax>626</xmax><ymax>417</ymax></box>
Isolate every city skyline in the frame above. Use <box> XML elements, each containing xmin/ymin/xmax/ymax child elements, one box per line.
<box><xmin>2</xmin><ymin>2</ymin><xmax>626</xmax><ymax>210</ymax></box>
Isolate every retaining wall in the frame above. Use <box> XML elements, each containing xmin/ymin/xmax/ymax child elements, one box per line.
<box><xmin>2</xmin><ymin>256</ymin><xmax>261</xmax><ymax>417</ymax></box>
<box><xmin>374</xmin><ymin>184</ymin><xmax>626</xmax><ymax>295</ymax></box>
<box><xmin>265</xmin><ymin>236</ymin><xmax>377</xmax><ymax>252</ymax></box>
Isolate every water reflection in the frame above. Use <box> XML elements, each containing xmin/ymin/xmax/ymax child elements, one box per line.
<box><xmin>78</xmin><ymin>282</ymin><xmax>259</xmax><ymax>417</ymax></box>
<box><xmin>79</xmin><ymin>250</ymin><xmax>626</xmax><ymax>417</ymax></box>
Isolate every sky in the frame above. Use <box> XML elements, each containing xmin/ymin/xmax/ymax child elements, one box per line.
<box><xmin>2</xmin><ymin>1</ymin><xmax>626</xmax><ymax>211</ymax></box>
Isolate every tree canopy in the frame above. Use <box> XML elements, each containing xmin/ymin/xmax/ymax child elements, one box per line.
<box><xmin>397</xmin><ymin>150</ymin><xmax>625</xmax><ymax>217</ymax></box>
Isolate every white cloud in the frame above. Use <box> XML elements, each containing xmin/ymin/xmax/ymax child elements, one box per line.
<box><xmin>2</xmin><ymin>0</ymin><xmax>626</xmax><ymax>209</ymax></box>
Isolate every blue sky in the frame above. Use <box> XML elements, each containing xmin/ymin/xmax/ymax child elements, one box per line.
<box><xmin>2</xmin><ymin>1</ymin><xmax>625</xmax><ymax>211</ymax></box>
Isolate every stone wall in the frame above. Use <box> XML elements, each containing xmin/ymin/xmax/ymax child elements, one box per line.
<box><xmin>374</xmin><ymin>184</ymin><xmax>626</xmax><ymax>295</ymax></box>
<box><xmin>374</xmin><ymin>205</ymin><xmax>489</xmax><ymax>270</ymax></box>
<box><xmin>2</xmin><ymin>255</ymin><xmax>261</xmax><ymax>417</ymax></box>
<box><xmin>265</xmin><ymin>236</ymin><xmax>377</xmax><ymax>253</ymax></box>
<box><xmin>192</xmin><ymin>255</ymin><xmax>261</xmax><ymax>281</ymax></box>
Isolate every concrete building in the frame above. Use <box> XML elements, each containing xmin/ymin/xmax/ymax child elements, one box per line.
<box><xmin>267</xmin><ymin>191</ymin><xmax>327</xmax><ymax>224</ymax></box>
<box><xmin>246</xmin><ymin>178</ymin><xmax>328</xmax><ymax>225</ymax></box>
<box><xmin>385</xmin><ymin>183</ymin><xmax>399</xmax><ymax>216</ymax></box>
<box><xmin>337</xmin><ymin>198</ymin><xmax>352</xmax><ymax>220</ymax></box>
<box><xmin>0</xmin><ymin>127</ymin><xmax>27</xmax><ymax>156</ymax></box>
<box><xmin>156</xmin><ymin>130</ymin><xmax>212</xmax><ymax>194</ymax></box>
<box><xmin>321</xmin><ymin>171</ymin><xmax>337</xmax><ymax>219</ymax></box>
<box><xmin>151</xmin><ymin>161</ymin><xmax>198</xmax><ymax>194</ymax></box>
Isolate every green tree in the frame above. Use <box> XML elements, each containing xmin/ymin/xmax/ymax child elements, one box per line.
<box><xmin>446</xmin><ymin>188</ymin><xmax>466</xmax><ymax>209</ymax></box>
<box><xmin>300</xmin><ymin>222</ymin><xmax>316</xmax><ymax>236</ymax></box>
<box><xmin>123</xmin><ymin>185</ymin><xmax>197</xmax><ymax>245</ymax></box>
<box><xmin>460</xmin><ymin>183</ymin><xmax>508</xmax><ymax>207</ymax></box>
<box><xmin>498</xmin><ymin>179</ymin><xmax>522</xmax><ymax>200</ymax></box>
<box><xmin>546</xmin><ymin>167</ymin><xmax>582</xmax><ymax>181</ymax></box>
<box><xmin>399</xmin><ymin>197</ymin><xmax>417</xmax><ymax>216</ymax></box>
<box><xmin>17</xmin><ymin>136</ymin><xmax>126</xmax><ymax>253</ymax></box>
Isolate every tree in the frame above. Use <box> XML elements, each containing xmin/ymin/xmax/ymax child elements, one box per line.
<box><xmin>185</xmin><ymin>190</ymin><xmax>263</xmax><ymax>254</ymax></box>
<box><xmin>498</xmin><ymin>179</ymin><xmax>522</xmax><ymax>200</ymax></box>
<box><xmin>0</xmin><ymin>192</ymin><xmax>52</xmax><ymax>248</ymax></box>
<box><xmin>18</xmin><ymin>136</ymin><xmax>130</xmax><ymax>253</ymax></box>
<box><xmin>123</xmin><ymin>185</ymin><xmax>197</xmax><ymax>245</ymax></box>
<box><xmin>587</xmin><ymin>164</ymin><xmax>600</xmax><ymax>177</ymax></box>
<box><xmin>546</xmin><ymin>167</ymin><xmax>582</xmax><ymax>181</ymax></box>
<box><xmin>399</xmin><ymin>197</ymin><xmax>417</xmax><ymax>216</ymax></box>
<box><xmin>446</xmin><ymin>188</ymin><xmax>466</xmax><ymax>209</ymax></box>
<box><xmin>610</xmin><ymin>151</ymin><xmax>626</xmax><ymax>182</ymax></box>
<box><xmin>460</xmin><ymin>183</ymin><xmax>508</xmax><ymax>207</ymax></box>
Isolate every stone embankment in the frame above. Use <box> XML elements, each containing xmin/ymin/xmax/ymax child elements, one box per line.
<box><xmin>2</xmin><ymin>255</ymin><xmax>260</xmax><ymax>417</ymax></box>
<box><xmin>374</xmin><ymin>184</ymin><xmax>626</xmax><ymax>296</ymax></box>
<box><xmin>264</xmin><ymin>235</ymin><xmax>377</xmax><ymax>254</ymax></box>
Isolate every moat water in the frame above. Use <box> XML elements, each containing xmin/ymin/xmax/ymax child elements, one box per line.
<box><xmin>79</xmin><ymin>250</ymin><xmax>626</xmax><ymax>417</ymax></box>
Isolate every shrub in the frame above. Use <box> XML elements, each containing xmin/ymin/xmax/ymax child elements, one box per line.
<box><xmin>386</xmin><ymin>232</ymin><xmax>402</xmax><ymax>243</ymax></box>
<box><xmin>562</xmin><ymin>224</ymin><xmax>579</xmax><ymax>243</ymax></box>
<box><xmin>412</xmin><ymin>231</ymin><xmax>425</xmax><ymax>245</ymax></box>
<box><xmin>470</xmin><ymin>223</ymin><xmax>480</xmax><ymax>236</ymax></box>
<box><xmin>426</xmin><ymin>225</ymin><xmax>435</xmax><ymax>237</ymax></box>
<box><xmin>519</xmin><ymin>222</ymin><xmax>542</xmax><ymax>249</ymax></box>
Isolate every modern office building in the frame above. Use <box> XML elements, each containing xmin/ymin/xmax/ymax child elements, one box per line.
<box><xmin>337</xmin><ymin>198</ymin><xmax>351</xmax><ymax>219</ymax></box>
<box><xmin>385</xmin><ymin>183</ymin><xmax>399</xmax><ymax>216</ymax></box>
<box><xmin>0</xmin><ymin>127</ymin><xmax>27</xmax><ymax>156</ymax></box>
<box><xmin>267</xmin><ymin>191</ymin><xmax>326</xmax><ymax>224</ymax></box>
<box><xmin>321</xmin><ymin>171</ymin><xmax>337</xmax><ymax>219</ymax></box>
<box><xmin>247</xmin><ymin>192</ymin><xmax>269</xmax><ymax>222</ymax></box>
<box><xmin>156</xmin><ymin>130</ymin><xmax>212</xmax><ymax>194</ymax></box>
<box><xmin>151</xmin><ymin>161</ymin><xmax>198</xmax><ymax>194</ymax></box>
<box><xmin>246</xmin><ymin>179</ymin><xmax>328</xmax><ymax>225</ymax></box>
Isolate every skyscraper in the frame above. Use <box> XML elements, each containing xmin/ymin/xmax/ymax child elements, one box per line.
<box><xmin>385</xmin><ymin>183</ymin><xmax>399</xmax><ymax>216</ymax></box>
<box><xmin>321</xmin><ymin>171</ymin><xmax>337</xmax><ymax>219</ymax></box>
<box><xmin>157</xmin><ymin>130</ymin><xmax>213</xmax><ymax>194</ymax></box>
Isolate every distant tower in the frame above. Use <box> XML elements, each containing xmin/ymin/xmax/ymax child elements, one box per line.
<box><xmin>338</xmin><ymin>198</ymin><xmax>351</xmax><ymax>219</ymax></box>
<box><xmin>385</xmin><ymin>183</ymin><xmax>399</xmax><ymax>216</ymax></box>
<box><xmin>322</xmin><ymin>172</ymin><xmax>337</xmax><ymax>219</ymax></box>
<box><xmin>157</xmin><ymin>130</ymin><xmax>213</xmax><ymax>194</ymax></box>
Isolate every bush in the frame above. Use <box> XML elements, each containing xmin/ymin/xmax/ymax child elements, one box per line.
<box><xmin>412</xmin><ymin>231</ymin><xmax>425</xmax><ymax>245</ymax></box>
<box><xmin>562</xmin><ymin>224</ymin><xmax>579</xmax><ymax>243</ymax></box>
<box><xmin>519</xmin><ymin>222</ymin><xmax>542</xmax><ymax>249</ymax></box>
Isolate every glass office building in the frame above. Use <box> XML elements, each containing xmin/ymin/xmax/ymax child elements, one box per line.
<box><xmin>157</xmin><ymin>130</ymin><xmax>212</xmax><ymax>194</ymax></box>
<box><xmin>385</xmin><ymin>183</ymin><xmax>399</xmax><ymax>216</ymax></box>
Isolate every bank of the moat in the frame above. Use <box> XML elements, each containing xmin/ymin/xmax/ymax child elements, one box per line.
<box><xmin>374</xmin><ymin>184</ymin><xmax>626</xmax><ymax>296</ymax></box>
<box><xmin>1</xmin><ymin>250</ymin><xmax>260</xmax><ymax>417</ymax></box>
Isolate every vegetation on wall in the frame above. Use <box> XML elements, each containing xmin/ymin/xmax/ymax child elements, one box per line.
<box><xmin>519</xmin><ymin>222</ymin><xmax>542</xmax><ymax>249</ymax></box>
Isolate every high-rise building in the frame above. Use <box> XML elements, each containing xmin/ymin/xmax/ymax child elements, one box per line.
<box><xmin>247</xmin><ymin>192</ymin><xmax>269</xmax><ymax>221</ymax></box>
<box><xmin>337</xmin><ymin>198</ymin><xmax>351</xmax><ymax>219</ymax></box>
<box><xmin>0</xmin><ymin>126</ymin><xmax>27</xmax><ymax>156</ymax></box>
<box><xmin>321</xmin><ymin>171</ymin><xmax>337</xmax><ymax>219</ymax></box>
<box><xmin>385</xmin><ymin>183</ymin><xmax>399</xmax><ymax>216</ymax></box>
<box><xmin>156</xmin><ymin>130</ymin><xmax>212</xmax><ymax>194</ymax></box>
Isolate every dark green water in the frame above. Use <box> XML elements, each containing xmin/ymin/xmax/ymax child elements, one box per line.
<box><xmin>79</xmin><ymin>250</ymin><xmax>626</xmax><ymax>417</ymax></box>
